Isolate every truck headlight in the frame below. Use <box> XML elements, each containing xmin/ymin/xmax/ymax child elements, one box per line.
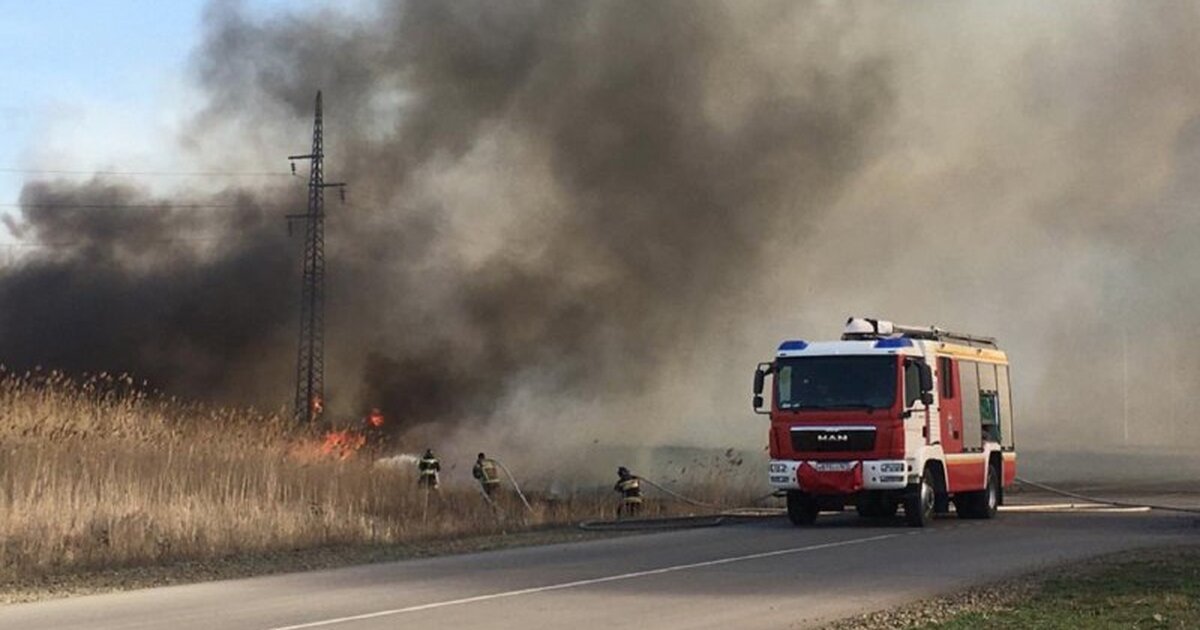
<box><xmin>880</xmin><ymin>462</ymin><xmax>905</xmax><ymax>473</ymax></box>
<box><xmin>769</xmin><ymin>463</ymin><xmax>790</xmax><ymax>473</ymax></box>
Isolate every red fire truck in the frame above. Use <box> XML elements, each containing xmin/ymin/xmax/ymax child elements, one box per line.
<box><xmin>752</xmin><ymin>317</ymin><xmax>1016</xmax><ymax>527</ymax></box>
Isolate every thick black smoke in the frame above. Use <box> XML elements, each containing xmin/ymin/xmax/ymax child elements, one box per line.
<box><xmin>13</xmin><ymin>2</ymin><xmax>1199</xmax><ymax>467</ymax></box>
<box><xmin>0</xmin><ymin>179</ymin><xmax>298</xmax><ymax>402</ymax></box>
<box><xmin>0</xmin><ymin>1</ymin><xmax>891</xmax><ymax>431</ymax></box>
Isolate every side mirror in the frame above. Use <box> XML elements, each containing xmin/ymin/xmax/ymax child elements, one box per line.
<box><xmin>918</xmin><ymin>361</ymin><xmax>933</xmax><ymax>394</ymax></box>
<box><xmin>921</xmin><ymin>391</ymin><xmax>934</xmax><ymax>406</ymax></box>
<box><xmin>752</xmin><ymin>362</ymin><xmax>773</xmax><ymax>414</ymax></box>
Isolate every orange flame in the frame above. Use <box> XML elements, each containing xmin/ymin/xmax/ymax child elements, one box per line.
<box><xmin>320</xmin><ymin>429</ymin><xmax>367</xmax><ymax>459</ymax></box>
<box><xmin>288</xmin><ymin>407</ymin><xmax>386</xmax><ymax>463</ymax></box>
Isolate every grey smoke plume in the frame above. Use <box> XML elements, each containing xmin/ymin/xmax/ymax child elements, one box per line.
<box><xmin>1</xmin><ymin>1</ymin><xmax>891</xmax><ymax>435</ymax></box>
<box><xmin>4</xmin><ymin>1</ymin><xmax>1200</xmax><ymax>466</ymax></box>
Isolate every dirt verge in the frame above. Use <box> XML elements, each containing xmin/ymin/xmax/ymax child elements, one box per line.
<box><xmin>826</xmin><ymin>545</ymin><xmax>1200</xmax><ymax>629</ymax></box>
<box><xmin>0</xmin><ymin>526</ymin><xmax>632</xmax><ymax>606</ymax></box>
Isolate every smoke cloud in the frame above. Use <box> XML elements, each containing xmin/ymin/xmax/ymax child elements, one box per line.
<box><xmin>3</xmin><ymin>1</ymin><xmax>1200</xmax><ymax>473</ymax></box>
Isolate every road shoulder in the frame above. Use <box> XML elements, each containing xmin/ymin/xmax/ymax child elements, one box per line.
<box><xmin>826</xmin><ymin>544</ymin><xmax>1200</xmax><ymax>629</ymax></box>
<box><xmin>0</xmin><ymin>526</ymin><xmax>634</xmax><ymax>606</ymax></box>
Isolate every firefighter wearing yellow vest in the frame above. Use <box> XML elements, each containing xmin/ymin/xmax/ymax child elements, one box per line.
<box><xmin>615</xmin><ymin>466</ymin><xmax>643</xmax><ymax>517</ymax></box>
<box><xmin>473</xmin><ymin>453</ymin><xmax>501</xmax><ymax>498</ymax></box>
<box><xmin>417</xmin><ymin>449</ymin><xmax>440</xmax><ymax>489</ymax></box>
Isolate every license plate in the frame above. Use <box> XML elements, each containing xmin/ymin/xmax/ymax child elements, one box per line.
<box><xmin>812</xmin><ymin>461</ymin><xmax>854</xmax><ymax>472</ymax></box>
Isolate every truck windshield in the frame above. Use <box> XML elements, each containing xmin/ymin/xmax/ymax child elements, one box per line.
<box><xmin>776</xmin><ymin>356</ymin><xmax>897</xmax><ymax>411</ymax></box>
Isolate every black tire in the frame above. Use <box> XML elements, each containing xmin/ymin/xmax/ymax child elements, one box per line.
<box><xmin>856</xmin><ymin>493</ymin><xmax>898</xmax><ymax>519</ymax></box>
<box><xmin>856</xmin><ymin>493</ymin><xmax>879</xmax><ymax>518</ymax></box>
<box><xmin>787</xmin><ymin>491</ymin><xmax>819</xmax><ymax>526</ymax></box>
<box><xmin>980</xmin><ymin>465</ymin><xmax>999</xmax><ymax>519</ymax></box>
<box><xmin>956</xmin><ymin>465</ymin><xmax>1000</xmax><ymax>519</ymax></box>
<box><xmin>904</xmin><ymin>473</ymin><xmax>935</xmax><ymax>527</ymax></box>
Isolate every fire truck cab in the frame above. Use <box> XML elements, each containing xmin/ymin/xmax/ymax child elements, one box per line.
<box><xmin>752</xmin><ymin>317</ymin><xmax>1016</xmax><ymax>527</ymax></box>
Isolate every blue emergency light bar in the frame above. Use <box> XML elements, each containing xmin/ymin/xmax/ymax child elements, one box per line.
<box><xmin>874</xmin><ymin>337</ymin><xmax>914</xmax><ymax>348</ymax></box>
<box><xmin>778</xmin><ymin>340</ymin><xmax>808</xmax><ymax>351</ymax></box>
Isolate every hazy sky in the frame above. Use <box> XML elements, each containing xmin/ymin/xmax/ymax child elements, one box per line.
<box><xmin>0</xmin><ymin>0</ymin><xmax>306</xmax><ymax>247</ymax></box>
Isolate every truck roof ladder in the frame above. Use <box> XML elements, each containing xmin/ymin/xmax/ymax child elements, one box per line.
<box><xmin>891</xmin><ymin>324</ymin><xmax>997</xmax><ymax>348</ymax></box>
<box><xmin>842</xmin><ymin>317</ymin><xmax>998</xmax><ymax>348</ymax></box>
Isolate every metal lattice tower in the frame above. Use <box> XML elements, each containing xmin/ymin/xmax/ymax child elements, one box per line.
<box><xmin>288</xmin><ymin>91</ymin><xmax>345</xmax><ymax>422</ymax></box>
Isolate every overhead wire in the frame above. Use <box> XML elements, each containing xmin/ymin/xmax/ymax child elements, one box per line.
<box><xmin>0</xmin><ymin>181</ymin><xmax>386</xmax><ymax>255</ymax></box>
<box><xmin>0</xmin><ymin>167</ymin><xmax>295</xmax><ymax>178</ymax></box>
<box><xmin>3</xmin><ymin>236</ymin><xmax>229</xmax><ymax>249</ymax></box>
<box><xmin>0</xmin><ymin>193</ymin><xmax>375</xmax><ymax>213</ymax></box>
<box><xmin>0</xmin><ymin>203</ymin><xmax>285</xmax><ymax>210</ymax></box>
<box><xmin>0</xmin><ymin>164</ymin><xmax>306</xmax><ymax>212</ymax></box>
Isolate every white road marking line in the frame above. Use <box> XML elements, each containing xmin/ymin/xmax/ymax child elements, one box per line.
<box><xmin>1000</xmin><ymin>503</ymin><xmax>1150</xmax><ymax>513</ymax></box>
<box><xmin>1001</xmin><ymin>502</ymin><xmax>1104</xmax><ymax>510</ymax></box>
<box><xmin>266</xmin><ymin>533</ymin><xmax>901</xmax><ymax>630</ymax></box>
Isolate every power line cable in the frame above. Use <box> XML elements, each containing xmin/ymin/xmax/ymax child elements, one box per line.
<box><xmin>0</xmin><ymin>167</ymin><xmax>295</xmax><ymax>177</ymax></box>
<box><xmin>2</xmin><ymin>236</ymin><xmax>231</xmax><ymax>249</ymax></box>
<box><xmin>0</xmin><ymin>202</ymin><xmax>288</xmax><ymax>210</ymax></box>
<box><xmin>0</xmin><ymin>198</ymin><xmax>376</xmax><ymax>213</ymax></box>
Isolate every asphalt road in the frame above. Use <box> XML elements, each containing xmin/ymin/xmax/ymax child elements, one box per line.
<box><xmin>2</xmin><ymin>501</ymin><xmax>1195</xmax><ymax>630</ymax></box>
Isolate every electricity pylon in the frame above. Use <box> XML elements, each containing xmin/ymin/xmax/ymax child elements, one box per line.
<box><xmin>287</xmin><ymin>91</ymin><xmax>345</xmax><ymax>423</ymax></box>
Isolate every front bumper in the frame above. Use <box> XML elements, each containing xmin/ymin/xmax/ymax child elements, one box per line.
<box><xmin>861</xmin><ymin>460</ymin><xmax>910</xmax><ymax>490</ymax></box>
<box><xmin>768</xmin><ymin>459</ymin><xmax>909</xmax><ymax>494</ymax></box>
<box><xmin>768</xmin><ymin>460</ymin><xmax>802</xmax><ymax>489</ymax></box>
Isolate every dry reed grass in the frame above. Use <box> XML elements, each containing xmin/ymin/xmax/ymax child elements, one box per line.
<box><xmin>0</xmin><ymin>368</ymin><xmax>744</xmax><ymax>581</ymax></box>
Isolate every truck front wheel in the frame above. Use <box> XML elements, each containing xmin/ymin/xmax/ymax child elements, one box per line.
<box><xmin>904</xmin><ymin>472</ymin><xmax>935</xmax><ymax>527</ymax></box>
<box><xmin>787</xmin><ymin>491</ymin><xmax>818</xmax><ymax>526</ymax></box>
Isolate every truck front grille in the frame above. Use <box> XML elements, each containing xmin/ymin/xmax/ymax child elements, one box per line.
<box><xmin>791</xmin><ymin>427</ymin><xmax>876</xmax><ymax>452</ymax></box>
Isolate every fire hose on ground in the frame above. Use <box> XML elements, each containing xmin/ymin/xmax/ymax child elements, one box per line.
<box><xmin>495</xmin><ymin>458</ymin><xmax>535</xmax><ymax>513</ymax></box>
<box><xmin>464</xmin><ymin>458</ymin><xmax>1200</xmax><ymax>531</ymax></box>
<box><xmin>581</xmin><ymin>475</ymin><xmax>1200</xmax><ymax>531</ymax></box>
<box><xmin>579</xmin><ymin>476</ymin><xmax>782</xmax><ymax>531</ymax></box>
<box><xmin>474</xmin><ymin>458</ymin><xmax>536</xmax><ymax>525</ymax></box>
<box><xmin>486</xmin><ymin>462</ymin><xmax>774</xmax><ymax>527</ymax></box>
<box><xmin>463</xmin><ymin>458</ymin><xmax>763</xmax><ymax>528</ymax></box>
<box><xmin>1014</xmin><ymin>476</ymin><xmax>1200</xmax><ymax>515</ymax></box>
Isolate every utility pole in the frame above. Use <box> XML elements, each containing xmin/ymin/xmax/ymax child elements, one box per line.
<box><xmin>287</xmin><ymin>91</ymin><xmax>345</xmax><ymax>423</ymax></box>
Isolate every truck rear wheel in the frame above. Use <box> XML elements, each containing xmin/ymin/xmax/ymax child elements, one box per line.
<box><xmin>787</xmin><ymin>491</ymin><xmax>818</xmax><ymax>526</ymax></box>
<box><xmin>957</xmin><ymin>465</ymin><xmax>1000</xmax><ymax>519</ymax></box>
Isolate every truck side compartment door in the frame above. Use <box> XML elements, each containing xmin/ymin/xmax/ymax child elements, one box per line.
<box><xmin>937</xmin><ymin>357</ymin><xmax>963</xmax><ymax>454</ymax></box>
<box><xmin>978</xmin><ymin>363</ymin><xmax>1000</xmax><ymax>445</ymax></box>
<box><xmin>951</xmin><ymin>361</ymin><xmax>987</xmax><ymax>492</ymax></box>
<box><xmin>960</xmin><ymin>361</ymin><xmax>982</xmax><ymax>450</ymax></box>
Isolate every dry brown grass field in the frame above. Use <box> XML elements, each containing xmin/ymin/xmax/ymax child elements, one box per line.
<box><xmin>0</xmin><ymin>368</ymin><xmax>750</xmax><ymax>583</ymax></box>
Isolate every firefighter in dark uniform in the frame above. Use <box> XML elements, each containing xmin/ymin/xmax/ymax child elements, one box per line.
<box><xmin>473</xmin><ymin>453</ymin><xmax>501</xmax><ymax>498</ymax></box>
<box><xmin>418</xmin><ymin>449</ymin><xmax>440</xmax><ymax>490</ymax></box>
<box><xmin>614</xmin><ymin>466</ymin><xmax>643</xmax><ymax>518</ymax></box>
